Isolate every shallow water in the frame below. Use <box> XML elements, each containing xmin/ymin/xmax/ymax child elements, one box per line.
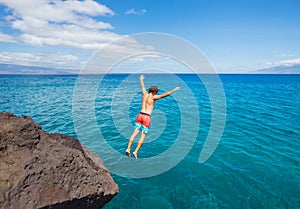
<box><xmin>0</xmin><ymin>74</ymin><xmax>299</xmax><ymax>208</ymax></box>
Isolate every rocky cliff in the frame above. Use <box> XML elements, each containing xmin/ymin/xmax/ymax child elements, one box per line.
<box><xmin>0</xmin><ymin>112</ymin><xmax>118</xmax><ymax>209</ymax></box>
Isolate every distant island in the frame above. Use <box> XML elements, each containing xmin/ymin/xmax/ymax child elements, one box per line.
<box><xmin>257</xmin><ymin>64</ymin><xmax>300</xmax><ymax>74</ymax></box>
<box><xmin>0</xmin><ymin>63</ymin><xmax>79</xmax><ymax>75</ymax></box>
<box><xmin>0</xmin><ymin>63</ymin><xmax>299</xmax><ymax>74</ymax></box>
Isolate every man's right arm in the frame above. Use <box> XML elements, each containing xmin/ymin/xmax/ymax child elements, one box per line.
<box><xmin>154</xmin><ymin>87</ymin><xmax>180</xmax><ymax>100</ymax></box>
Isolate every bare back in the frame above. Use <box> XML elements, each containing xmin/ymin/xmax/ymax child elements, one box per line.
<box><xmin>140</xmin><ymin>93</ymin><xmax>155</xmax><ymax>115</ymax></box>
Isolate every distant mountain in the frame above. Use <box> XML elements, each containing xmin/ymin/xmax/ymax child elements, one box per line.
<box><xmin>1</xmin><ymin>62</ymin><xmax>300</xmax><ymax>75</ymax></box>
<box><xmin>257</xmin><ymin>64</ymin><xmax>300</xmax><ymax>74</ymax></box>
<box><xmin>0</xmin><ymin>63</ymin><xmax>79</xmax><ymax>74</ymax></box>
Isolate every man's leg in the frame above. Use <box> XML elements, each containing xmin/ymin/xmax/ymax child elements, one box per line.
<box><xmin>126</xmin><ymin>129</ymin><xmax>140</xmax><ymax>157</ymax></box>
<box><xmin>133</xmin><ymin>131</ymin><xmax>147</xmax><ymax>159</ymax></box>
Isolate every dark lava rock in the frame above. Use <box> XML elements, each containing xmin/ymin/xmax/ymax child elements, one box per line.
<box><xmin>0</xmin><ymin>112</ymin><xmax>118</xmax><ymax>209</ymax></box>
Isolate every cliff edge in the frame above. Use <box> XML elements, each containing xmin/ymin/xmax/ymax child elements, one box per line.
<box><xmin>0</xmin><ymin>112</ymin><xmax>118</xmax><ymax>209</ymax></box>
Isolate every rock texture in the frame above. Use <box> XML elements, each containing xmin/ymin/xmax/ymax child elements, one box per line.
<box><xmin>0</xmin><ymin>112</ymin><xmax>118</xmax><ymax>209</ymax></box>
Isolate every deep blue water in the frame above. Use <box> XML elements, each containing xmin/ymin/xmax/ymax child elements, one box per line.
<box><xmin>0</xmin><ymin>74</ymin><xmax>299</xmax><ymax>208</ymax></box>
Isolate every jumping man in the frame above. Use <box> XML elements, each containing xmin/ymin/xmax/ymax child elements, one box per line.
<box><xmin>126</xmin><ymin>75</ymin><xmax>180</xmax><ymax>159</ymax></box>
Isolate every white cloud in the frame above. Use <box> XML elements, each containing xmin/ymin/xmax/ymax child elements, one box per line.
<box><xmin>0</xmin><ymin>0</ymin><xmax>124</xmax><ymax>49</ymax></box>
<box><xmin>1</xmin><ymin>0</ymin><xmax>114</xmax><ymax>21</ymax></box>
<box><xmin>279</xmin><ymin>54</ymin><xmax>300</xmax><ymax>58</ymax></box>
<box><xmin>0</xmin><ymin>51</ymin><xmax>79</xmax><ymax>68</ymax></box>
<box><xmin>125</xmin><ymin>8</ymin><xmax>147</xmax><ymax>15</ymax></box>
<box><xmin>127</xmin><ymin>54</ymin><xmax>169</xmax><ymax>63</ymax></box>
<box><xmin>266</xmin><ymin>58</ymin><xmax>300</xmax><ymax>67</ymax></box>
<box><xmin>0</xmin><ymin>1</ymin><xmax>156</xmax><ymax>70</ymax></box>
<box><xmin>0</xmin><ymin>31</ymin><xmax>16</xmax><ymax>42</ymax></box>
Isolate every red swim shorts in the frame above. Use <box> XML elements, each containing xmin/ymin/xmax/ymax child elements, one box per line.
<box><xmin>134</xmin><ymin>112</ymin><xmax>151</xmax><ymax>133</ymax></box>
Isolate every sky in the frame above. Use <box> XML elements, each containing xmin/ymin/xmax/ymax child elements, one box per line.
<box><xmin>0</xmin><ymin>0</ymin><xmax>299</xmax><ymax>73</ymax></box>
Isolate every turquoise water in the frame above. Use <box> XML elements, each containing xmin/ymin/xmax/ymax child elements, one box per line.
<box><xmin>0</xmin><ymin>74</ymin><xmax>299</xmax><ymax>208</ymax></box>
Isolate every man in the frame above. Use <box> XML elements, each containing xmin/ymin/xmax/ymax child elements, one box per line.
<box><xmin>126</xmin><ymin>75</ymin><xmax>180</xmax><ymax>159</ymax></box>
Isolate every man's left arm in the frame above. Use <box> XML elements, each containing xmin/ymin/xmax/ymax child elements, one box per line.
<box><xmin>140</xmin><ymin>75</ymin><xmax>147</xmax><ymax>95</ymax></box>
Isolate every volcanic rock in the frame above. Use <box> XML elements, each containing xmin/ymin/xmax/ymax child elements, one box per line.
<box><xmin>0</xmin><ymin>112</ymin><xmax>118</xmax><ymax>209</ymax></box>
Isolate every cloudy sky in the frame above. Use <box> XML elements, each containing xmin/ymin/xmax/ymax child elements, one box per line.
<box><xmin>0</xmin><ymin>0</ymin><xmax>299</xmax><ymax>73</ymax></box>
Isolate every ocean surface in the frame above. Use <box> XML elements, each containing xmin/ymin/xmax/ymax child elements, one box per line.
<box><xmin>0</xmin><ymin>74</ymin><xmax>299</xmax><ymax>208</ymax></box>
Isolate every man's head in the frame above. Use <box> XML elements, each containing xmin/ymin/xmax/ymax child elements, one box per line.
<box><xmin>148</xmin><ymin>86</ymin><xmax>159</xmax><ymax>95</ymax></box>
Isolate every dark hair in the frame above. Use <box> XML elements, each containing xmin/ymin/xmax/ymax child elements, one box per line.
<box><xmin>148</xmin><ymin>86</ymin><xmax>159</xmax><ymax>94</ymax></box>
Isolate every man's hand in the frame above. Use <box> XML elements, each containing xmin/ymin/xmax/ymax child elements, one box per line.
<box><xmin>173</xmin><ymin>87</ymin><xmax>180</xmax><ymax>92</ymax></box>
<box><xmin>140</xmin><ymin>75</ymin><xmax>144</xmax><ymax>81</ymax></box>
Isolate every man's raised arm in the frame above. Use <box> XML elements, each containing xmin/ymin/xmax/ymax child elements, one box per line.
<box><xmin>154</xmin><ymin>87</ymin><xmax>180</xmax><ymax>100</ymax></box>
<box><xmin>140</xmin><ymin>75</ymin><xmax>147</xmax><ymax>95</ymax></box>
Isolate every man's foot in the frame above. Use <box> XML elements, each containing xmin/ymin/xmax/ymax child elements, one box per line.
<box><xmin>133</xmin><ymin>151</ymin><xmax>138</xmax><ymax>159</ymax></box>
<box><xmin>126</xmin><ymin>149</ymin><xmax>130</xmax><ymax>157</ymax></box>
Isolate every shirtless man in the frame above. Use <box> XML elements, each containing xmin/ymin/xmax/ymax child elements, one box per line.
<box><xmin>126</xmin><ymin>75</ymin><xmax>180</xmax><ymax>159</ymax></box>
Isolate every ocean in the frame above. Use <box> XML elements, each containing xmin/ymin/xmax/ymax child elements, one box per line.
<box><xmin>0</xmin><ymin>74</ymin><xmax>299</xmax><ymax>208</ymax></box>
